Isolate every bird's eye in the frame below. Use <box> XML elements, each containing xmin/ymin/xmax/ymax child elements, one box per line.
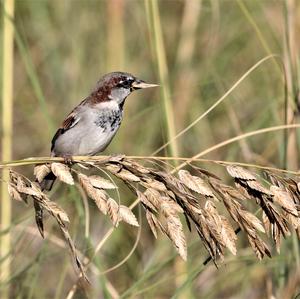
<box><xmin>117</xmin><ymin>79</ymin><xmax>132</xmax><ymax>89</ymax></box>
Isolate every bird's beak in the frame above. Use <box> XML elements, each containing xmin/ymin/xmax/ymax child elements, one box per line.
<box><xmin>131</xmin><ymin>80</ymin><xmax>159</xmax><ymax>90</ymax></box>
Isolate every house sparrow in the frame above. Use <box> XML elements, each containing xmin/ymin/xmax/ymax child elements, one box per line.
<box><xmin>52</xmin><ymin>72</ymin><xmax>157</xmax><ymax>156</ymax></box>
<box><xmin>36</xmin><ymin>71</ymin><xmax>158</xmax><ymax>236</ymax></box>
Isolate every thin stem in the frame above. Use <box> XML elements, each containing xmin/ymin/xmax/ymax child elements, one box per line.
<box><xmin>1</xmin><ymin>151</ymin><xmax>300</xmax><ymax>175</ymax></box>
<box><xmin>65</xmin><ymin>197</ymin><xmax>141</xmax><ymax>299</ymax></box>
<box><xmin>236</xmin><ymin>0</ymin><xmax>281</xmax><ymax>74</ymax></box>
<box><xmin>151</xmin><ymin>54</ymin><xmax>281</xmax><ymax>156</ymax></box>
<box><xmin>1</xmin><ymin>2</ymin><xmax>14</xmax><ymax>299</ymax></box>
<box><xmin>146</xmin><ymin>0</ymin><xmax>179</xmax><ymax>158</ymax></box>
<box><xmin>173</xmin><ymin>123</ymin><xmax>300</xmax><ymax>173</ymax></box>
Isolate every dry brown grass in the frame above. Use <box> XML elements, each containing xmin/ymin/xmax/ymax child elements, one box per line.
<box><xmin>4</xmin><ymin>155</ymin><xmax>300</xmax><ymax>283</ymax></box>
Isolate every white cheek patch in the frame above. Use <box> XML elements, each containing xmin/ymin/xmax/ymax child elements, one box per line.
<box><xmin>109</xmin><ymin>87</ymin><xmax>131</xmax><ymax>105</ymax></box>
<box><xmin>96</xmin><ymin>100</ymin><xmax>119</xmax><ymax>110</ymax></box>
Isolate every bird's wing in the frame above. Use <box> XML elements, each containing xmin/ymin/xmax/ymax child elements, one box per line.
<box><xmin>51</xmin><ymin>111</ymin><xmax>81</xmax><ymax>152</ymax></box>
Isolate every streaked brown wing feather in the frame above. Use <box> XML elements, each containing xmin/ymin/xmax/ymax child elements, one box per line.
<box><xmin>51</xmin><ymin>112</ymin><xmax>79</xmax><ymax>152</ymax></box>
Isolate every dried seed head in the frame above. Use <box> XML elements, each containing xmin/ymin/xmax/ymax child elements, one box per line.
<box><xmin>16</xmin><ymin>182</ymin><xmax>42</xmax><ymax>198</ymax></box>
<box><xmin>51</xmin><ymin>163</ymin><xmax>74</xmax><ymax>185</ymax></box>
<box><xmin>107</xmin><ymin>198</ymin><xmax>120</xmax><ymax>227</ymax></box>
<box><xmin>137</xmin><ymin>190</ymin><xmax>157</xmax><ymax>212</ymax></box>
<box><xmin>166</xmin><ymin>214</ymin><xmax>187</xmax><ymax>260</ymax></box>
<box><xmin>226</xmin><ymin>165</ymin><xmax>256</xmax><ymax>181</ymax></box>
<box><xmin>160</xmin><ymin>197</ymin><xmax>183</xmax><ymax>216</ymax></box>
<box><xmin>106</xmin><ymin>164</ymin><xmax>140</xmax><ymax>182</ymax></box>
<box><xmin>144</xmin><ymin>188</ymin><xmax>162</xmax><ymax>210</ymax></box>
<box><xmin>78</xmin><ymin>173</ymin><xmax>108</xmax><ymax>215</ymax></box>
<box><xmin>34</xmin><ymin>164</ymin><xmax>51</xmax><ymax>183</ymax></box>
<box><xmin>242</xmin><ymin>211</ymin><xmax>265</xmax><ymax>233</ymax></box>
<box><xmin>178</xmin><ymin>170</ymin><xmax>214</xmax><ymax>197</ymax></box>
<box><xmin>204</xmin><ymin>201</ymin><xmax>237</xmax><ymax>256</ymax></box>
<box><xmin>146</xmin><ymin>211</ymin><xmax>161</xmax><ymax>238</ymax></box>
<box><xmin>143</xmin><ymin>178</ymin><xmax>167</xmax><ymax>192</ymax></box>
<box><xmin>119</xmin><ymin>205</ymin><xmax>139</xmax><ymax>227</ymax></box>
<box><xmin>9</xmin><ymin>155</ymin><xmax>300</xmax><ymax>272</ymax></box>
<box><xmin>245</xmin><ymin>180</ymin><xmax>272</xmax><ymax>195</ymax></box>
<box><xmin>8</xmin><ymin>184</ymin><xmax>23</xmax><ymax>202</ymax></box>
<box><xmin>89</xmin><ymin>175</ymin><xmax>116</xmax><ymax>189</ymax></box>
<box><xmin>271</xmin><ymin>186</ymin><xmax>298</xmax><ymax>216</ymax></box>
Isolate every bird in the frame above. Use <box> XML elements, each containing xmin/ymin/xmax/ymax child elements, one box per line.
<box><xmin>35</xmin><ymin>71</ymin><xmax>158</xmax><ymax>236</ymax></box>
<box><xmin>42</xmin><ymin>71</ymin><xmax>158</xmax><ymax>188</ymax></box>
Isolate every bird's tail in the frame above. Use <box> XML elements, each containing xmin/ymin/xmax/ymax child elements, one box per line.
<box><xmin>34</xmin><ymin>172</ymin><xmax>57</xmax><ymax>238</ymax></box>
<box><xmin>40</xmin><ymin>171</ymin><xmax>56</xmax><ymax>191</ymax></box>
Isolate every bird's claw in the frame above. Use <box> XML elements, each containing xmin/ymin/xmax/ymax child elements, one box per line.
<box><xmin>63</xmin><ymin>155</ymin><xmax>74</xmax><ymax>165</ymax></box>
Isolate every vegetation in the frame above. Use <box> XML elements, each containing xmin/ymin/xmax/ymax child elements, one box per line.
<box><xmin>1</xmin><ymin>0</ymin><xmax>300</xmax><ymax>298</ymax></box>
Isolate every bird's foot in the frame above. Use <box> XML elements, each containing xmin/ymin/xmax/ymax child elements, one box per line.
<box><xmin>109</xmin><ymin>153</ymin><xmax>125</xmax><ymax>162</ymax></box>
<box><xmin>109</xmin><ymin>153</ymin><xmax>126</xmax><ymax>158</ymax></box>
<box><xmin>63</xmin><ymin>155</ymin><xmax>74</xmax><ymax>165</ymax></box>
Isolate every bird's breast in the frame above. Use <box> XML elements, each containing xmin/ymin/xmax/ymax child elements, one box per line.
<box><xmin>94</xmin><ymin>108</ymin><xmax>123</xmax><ymax>132</ymax></box>
<box><xmin>52</xmin><ymin>105</ymin><xmax>124</xmax><ymax>156</ymax></box>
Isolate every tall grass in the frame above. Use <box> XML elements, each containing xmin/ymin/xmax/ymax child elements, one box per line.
<box><xmin>283</xmin><ymin>0</ymin><xmax>300</xmax><ymax>289</ymax></box>
<box><xmin>106</xmin><ymin>0</ymin><xmax>125</xmax><ymax>71</ymax></box>
<box><xmin>145</xmin><ymin>0</ymin><xmax>179</xmax><ymax>158</ymax></box>
<box><xmin>1</xmin><ymin>1</ymin><xmax>300</xmax><ymax>298</ymax></box>
<box><xmin>1</xmin><ymin>1</ymin><xmax>14</xmax><ymax>299</ymax></box>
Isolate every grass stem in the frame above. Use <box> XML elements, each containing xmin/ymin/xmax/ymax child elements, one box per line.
<box><xmin>145</xmin><ymin>0</ymin><xmax>179</xmax><ymax>158</ymax></box>
<box><xmin>1</xmin><ymin>1</ymin><xmax>14</xmax><ymax>298</ymax></box>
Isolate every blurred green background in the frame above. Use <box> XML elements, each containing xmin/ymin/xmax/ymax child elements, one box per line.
<box><xmin>1</xmin><ymin>0</ymin><xmax>300</xmax><ymax>298</ymax></box>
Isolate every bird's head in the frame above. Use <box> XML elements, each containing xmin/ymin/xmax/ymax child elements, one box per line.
<box><xmin>91</xmin><ymin>72</ymin><xmax>158</xmax><ymax>106</ymax></box>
